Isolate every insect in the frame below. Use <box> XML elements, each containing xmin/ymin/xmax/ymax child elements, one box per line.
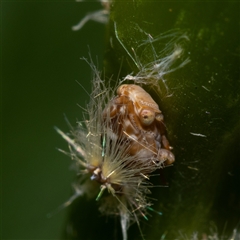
<box><xmin>103</xmin><ymin>84</ymin><xmax>175</xmax><ymax>168</ymax></box>
<box><xmin>56</xmin><ymin>70</ymin><xmax>175</xmax><ymax>239</ymax></box>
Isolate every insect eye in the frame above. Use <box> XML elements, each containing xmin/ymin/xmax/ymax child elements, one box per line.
<box><xmin>139</xmin><ymin>109</ymin><xmax>155</xmax><ymax>126</ymax></box>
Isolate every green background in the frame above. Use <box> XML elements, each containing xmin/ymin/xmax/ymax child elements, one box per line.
<box><xmin>2</xmin><ymin>1</ymin><xmax>240</xmax><ymax>240</ymax></box>
<box><xmin>2</xmin><ymin>2</ymin><xmax>105</xmax><ymax>239</ymax></box>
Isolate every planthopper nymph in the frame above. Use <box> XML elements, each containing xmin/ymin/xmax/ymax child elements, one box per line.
<box><xmin>55</xmin><ymin>61</ymin><xmax>175</xmax><ymax>240</ymax></box>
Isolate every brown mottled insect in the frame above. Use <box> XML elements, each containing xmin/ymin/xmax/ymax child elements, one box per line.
<box><xmin>103</xmin><ymin>84</ymin><xmax>175</xmax><ymax>169</ymax></box>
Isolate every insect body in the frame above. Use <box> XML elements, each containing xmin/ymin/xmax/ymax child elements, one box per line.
<box><xmin>103</xmin><ymin>84</ymin><xmax>175</xmax><ymax>169</ymax></box>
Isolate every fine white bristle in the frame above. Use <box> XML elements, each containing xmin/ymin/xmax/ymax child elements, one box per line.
<box><xmin>116</xmin><ymin>26</ymin><xmax>190</xmax><ymax>92</ymax></box>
